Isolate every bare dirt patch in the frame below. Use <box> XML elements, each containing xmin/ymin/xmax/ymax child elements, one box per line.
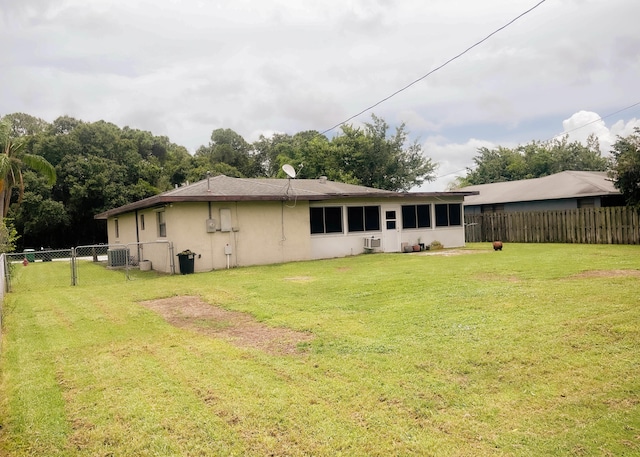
<box><xmin>568</xmin><ymin>269</ymin><xmax>640</xmax><ymax>279</ymax></box>
<box><xmin>139</xmin><ymin>296</ymin><xmax>313</xmax><ymax>355</ymax></box>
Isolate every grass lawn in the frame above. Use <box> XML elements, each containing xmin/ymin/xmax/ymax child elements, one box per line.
<box><xmin>1</xmin><ymin>243</ymin><xmax>639</xmax><ymax>456</ymax></box>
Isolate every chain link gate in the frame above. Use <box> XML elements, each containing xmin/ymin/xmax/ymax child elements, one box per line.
<box><xmin>3</xmin><ymin>242</ymin><xmax>175</xmax><ymax>292</ymax></box>
<box><xmin>3</xmin><ymin>249</ymin><xmax>74</xmax><ymax>292</ymax></box>
<box><xmin>74</xmin><ymin>241</ymin><xmax>174</xmax><ymax>284</ymax></box>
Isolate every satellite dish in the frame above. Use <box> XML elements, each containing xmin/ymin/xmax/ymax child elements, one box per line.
<box><xmin>282</xmin><ymin>164</ymin><xmax>296</xmax><ymax>178</ymax></box>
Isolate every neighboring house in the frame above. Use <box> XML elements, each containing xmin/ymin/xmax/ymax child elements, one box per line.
<box><xmin>463</xmin><ymin>171</ymin><xmax>624</xmax><ymax>215</ymax></box>
<box><xmin>95</xmin><ymin>175</ymin><xmax>477</xmax><ymax>273</ymax></box>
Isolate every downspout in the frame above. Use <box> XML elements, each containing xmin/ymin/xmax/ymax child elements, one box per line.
<box><xmin>135</xmin><ymin>209</ymin><xmax>141</xmax><ymax>260</ymax></box>
<box><xmin>208</xmin><ymin>201</ymin><xmax>214</xmax><ymax>271</ymax></box>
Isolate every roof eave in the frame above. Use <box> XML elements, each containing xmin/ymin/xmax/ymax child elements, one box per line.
<box><xmin>94</xmin><ymin>191</ymin><xmax>479</xmax><ymax>220</ymax></box>
<box><xmin>464</xmin><ymin>190</ymin><xmax>621</xmax><ymax>206</ymax></box>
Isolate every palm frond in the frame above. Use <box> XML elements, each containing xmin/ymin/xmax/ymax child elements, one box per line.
<box><xmin>21</xmin><ymin>153</ymin><xmax>57</xmax><ymax>185</ymax></box>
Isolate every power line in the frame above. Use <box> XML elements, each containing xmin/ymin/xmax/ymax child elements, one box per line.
<box><xmin>432</xmin><ymin>100</ymin><xmax>640</xmax><ymax>183</ymax></box>
<box><xmin>320</xmin><ymin>0</ymin><xmax>548</xmax><ymax>136</ymax></box>
<box><xmin>548</xmin><ymin>100</ymin><xmax>640</xmax><ymax>141</ymax></box>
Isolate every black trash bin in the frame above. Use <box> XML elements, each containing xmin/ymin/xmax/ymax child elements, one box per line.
<box><xmin>177</xmin><ymin>250</ymin><xmax>195</xmax><ymax>274</ymax></box>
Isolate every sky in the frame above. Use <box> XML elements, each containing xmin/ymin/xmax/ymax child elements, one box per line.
<box><xmin>1</xmin><ymin>0</ymin><xmax>639</xmax><ymax>191</ymax></box>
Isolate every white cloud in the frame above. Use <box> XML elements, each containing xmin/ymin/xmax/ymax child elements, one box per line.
<box><xmin>0</xmin><ymin>0</ymin><xmax>639</xmax><ymax>165</ymax></box>
<box><xmin>561</xmin><ymin>110</ymin><xmax>640</xmax><ymax>155</ymax></box>
<box><xmin>417</xmin><ymin>137</ymin><xmax>498</xmax><ymax>192</ymax></box>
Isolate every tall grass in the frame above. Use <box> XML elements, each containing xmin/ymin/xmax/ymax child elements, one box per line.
<box><xmin>1</xmin><ymin>243</ymin><xmax>639</xmax><ymax>456</ymax></box>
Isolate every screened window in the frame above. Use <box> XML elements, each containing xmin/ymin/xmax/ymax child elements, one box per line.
<box><xmin>115</xmin><ymin>219</ymin><xmax>119</xmax><ymax>238</ymax></box>
<box><xmin>140</xmin><ymin>214</ymin><xmax>145</xmax><ymax>230</ymax></box>
<box><xmin>347</xmin><ymin>206</ymin><xmax>380</xmax><ymax>232</ymax></box>
<box><xmin>157</xmin><ymin>210</ymin><xmax>167</xmax><ymax>237</ymax></box>
<box><xmin>435</xmin><ymin>203</ymin><xmax>462</xmax><ymax>227</ymax></box>
<box><xmin>310</xmin><ymin>207</ymin><xmax>343</xmax><ymax>234</ymax></box>
<box><xmin>402</xmin><ymin>205</ymin><xmax>431</xmax><ymax>229</ymax></box>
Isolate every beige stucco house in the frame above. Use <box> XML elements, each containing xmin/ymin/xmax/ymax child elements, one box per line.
<box><xmin>95</xmin><ymin>175</ymin><xmax>477</xmax><ymax>273</ymax></box>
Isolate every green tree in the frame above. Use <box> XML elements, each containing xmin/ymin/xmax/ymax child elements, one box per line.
<box><xmin>252</xmin><ymin>132</ymin><xmax>299</xmax><ymax>177</ymax></box>
<box><xmin>194</xmin><ymin>128</ymin><xmax>258</xmax><ymax>178</ymax></box>
<box><xmin>252</xmin><ymin>115</ymin><xmax>436</xmax><ymax>190</ymax></box>
<box><xmin>332</xmin><ymin>115</ymin><xmax>436</xmax><ymax>191</ymax></box>
<box><xmin>461</xmin><ymin>136</ymin><xmax>607</xmax><ymax>186</ymax></box>
<box><xmin>0</xmin><ymin>121</ymin><xmax>57</xmax><ymax>218</ymax></box>
<box><xmin>461</xmin><ymin>146</ymin><xmax>529</xmax><ymax>186</ymax></box>
<box><xmin>2</xmin><ymin>112</ymin><xmax>48</xmax><ymax>137</ymax></box>
<box><xmin>263</xmin><ymin>131</ymin><xmax>339</xmax><ymax>181</ymax></box>
<box><xmin>608</xmin><ymin>128</ymin><xmax>640</xmax><ymax>208</ymax></box>
<box><xmin>0</xmin><ymin>218</ymin><xmax>19</xmax><ymax>253</ymax></box>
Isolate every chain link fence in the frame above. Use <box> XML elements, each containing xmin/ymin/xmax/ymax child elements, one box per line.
<box><xmin>3</xmin><ymin>249</ymin><xmax>74</xmax><ymax>292</ymax></box>
<box><xmin>2</xmin><ymin>242</ymin><xmax>175</xmax><ymax>293</ymax></box>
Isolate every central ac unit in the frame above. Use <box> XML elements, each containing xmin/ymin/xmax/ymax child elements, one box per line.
<box><xmin>107</xmin><ymin>248</ymin><xmax>129</xmax><ymax>267</ymax></box>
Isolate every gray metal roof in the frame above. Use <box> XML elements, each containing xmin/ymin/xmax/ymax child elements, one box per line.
<box><xmin>463</xmin><ymin>171</ymin><xmax>619</xmax><ymax>206</ymax></box>
<box><xmin>95</xmin><ymin>175</ymin><xmax>477</xmax><ymax>219</ymax></box>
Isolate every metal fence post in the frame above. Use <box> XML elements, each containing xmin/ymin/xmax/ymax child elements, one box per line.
<box><xmin>71</xmin><ymin>248</ymin><xmax>77</xmax><ymax>286</ymax></box>
<box><xmin>169</xmin><ymin>242</ymin><xmax>175</xmax><ymax>275</ymax></box>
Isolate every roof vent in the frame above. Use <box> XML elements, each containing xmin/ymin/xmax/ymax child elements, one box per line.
<box><xmin>319</xmin><ymin>176</ymin><xmax>327</xmax><ymax>183</ymax></box>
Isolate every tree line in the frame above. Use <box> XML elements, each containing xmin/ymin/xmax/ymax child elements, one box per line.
<box><xmin>1</xmin><ymin>111</ymin><xmax>638</xmax><ymax>252</ymax></box>
<box><xmin>0</xmin><ymin>113</ymin><xmax>436</xmax><ymax>250</ymax></box>
<box><xmin>452</xmin><ymin>129</ymin><xmax>640</xmax><ymax>210</ymax></box>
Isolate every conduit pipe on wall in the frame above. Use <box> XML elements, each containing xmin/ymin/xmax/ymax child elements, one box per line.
<box><xmin>224</xmin><ymin>243</ymin><xmax>232</xmax><ymax>269</ymax></box>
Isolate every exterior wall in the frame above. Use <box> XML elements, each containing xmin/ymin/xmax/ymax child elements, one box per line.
<box><xmin>106</xmin><ymin>195</ymin><xmax>468</xmax><ymax>272</ymax></box>
<box><xmin>110</xmin><ymin>213</ymin><xmax>138</xmax><ymax>246</ymax></box>
<box><xmin>465</xmin><ymin>197</ymin><xmax>602</xmax><ymax>215</ymax></box>
<box><xmin>309</xmin><ymin>196</ymin><xmax>466</xmax><ymax>259</ymax></box>
<box><xmin>119</xmin><ymin>201</ymin><xmax>312</xmax><ymax>272</ymax></box>
<box><xmin>397</xmin><ymin>196</ymin><xmax>466</xmax><ymax>249</ymax></box>
<box><xmin>505</xmin><ymin>199</ymin><xmax>579</xmax><ymax>212</ymax></box>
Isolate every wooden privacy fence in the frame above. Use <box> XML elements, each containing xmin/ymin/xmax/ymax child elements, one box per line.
<box><xmin>465</xmin><ymin>206</ymin><xmax>640</xmax><ymax>244</ymax></box>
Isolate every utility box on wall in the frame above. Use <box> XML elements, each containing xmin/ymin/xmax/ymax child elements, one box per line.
<box><xmin>220</xmin><ymin>208</ymin><xmax>232</xmax><ymax>232</ymax></box>
<box><xmin>206</xmin><ymin>218</ymin><xmax>217</xmax><ymax>233</ymax></box>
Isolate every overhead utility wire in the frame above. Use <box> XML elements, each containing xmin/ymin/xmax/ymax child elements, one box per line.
<box><xmin>435</xmin><ymin>100</ymin><xmax>640</xmax><ymax>181</ymax></box>
<box><xmin>319</xmin><ymin>0</ymin><xmax>547</xmax><ymax>136</ymax></box>
<box><xmin>546</xmin><ymin>100</ymin><xmax>640</xmax><ymax>142</ymax></box>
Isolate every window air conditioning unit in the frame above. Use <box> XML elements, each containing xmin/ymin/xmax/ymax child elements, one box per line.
<box><xmin>363</xmin><ymin>237</ymin><xmax>381</xmax><ymax>250</ymax></box>
<box><xmin>107</xmin><ymin>248</ymin><xmax>129</xmax><ymax>267</ymax></box>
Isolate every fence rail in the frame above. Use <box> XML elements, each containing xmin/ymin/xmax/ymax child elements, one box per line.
<box><xmin>465</xmin><ymin>206</ymin><xmax>640</xmax><ymax>244</ymax></box>
<box><xmin>2</xmin><ymin>242</ymin><xmax>174</xmax><ymax>294</ymax></box>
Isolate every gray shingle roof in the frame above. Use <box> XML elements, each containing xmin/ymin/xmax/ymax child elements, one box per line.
<box><xmin>95</xmin><ymin>175</ymin><xmax>477</xmax><ymax>219</ymax></box>
<box><xmin>463</xmin><ymin>171</ymin><xmax>619</xmax><ymax>206</ymax></box>
<box><xmin>162</xmin><ymin>175</ymin><xmax>391</xmax><ymax>198</ymax></box>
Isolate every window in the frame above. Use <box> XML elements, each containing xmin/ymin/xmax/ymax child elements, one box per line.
<box><xmin>310</xmin><ymin>207</ymin><xmax>343</xmax><ymax>234</ymax></box>
<box><xmin>435</xmin><ymin>203</ymin><xmax>462</xmax><ymax>227</ymax></box>
<box><xmin>157</xmin><ymin>210</ymin><xmax>167</xmax><ymax>237</ymax></box>
<box><xmin>140</xmin><ymin>214</ymin><xmax>145</xmax><ymax>230</ymax></box>
<box><xmin>402</xmin><ymin>205</ymin><xmax>431</xmax><ymax>229</ymax></box>
<box><xmin>347</xmin><ymin>206</ymin><xmax>380</xmax><ymax>232</ymax></box>
<box><xmin>386</xmin><ymin>210</ymin><xmax>396</xmax><ymax>230</ymax></box>
<box><xmin>114</xmin><ymin>218</ymin><xmax>119</xmax><ymax>238</ymax></box>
